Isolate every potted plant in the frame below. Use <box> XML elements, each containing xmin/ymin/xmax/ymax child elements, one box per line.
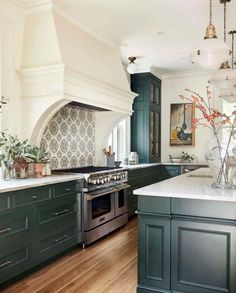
<box><xmin>0</xmin><ymin>130</ymin><xmax>31</xmax><ymax>180</ymax></box>
<box><xmin>27</xmin><ymin>146</ymin><xmax>50</xmax><ymax>178</ymax></box>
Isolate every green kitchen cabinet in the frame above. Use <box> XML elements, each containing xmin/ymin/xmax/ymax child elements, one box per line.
<box><xmin>127</xmin><ymin>165</ymin><xmax>162</xmax><ymax>217</ymax></box>
<box><xmin>0</xmin><ymin>179</ymin><xmax>83</xmax><ymax>285</ymax></box>
<box><xmin>138</xmin><ymin>215</ymin><xmax>171</xmax><ymax>291</ymax></box>
<box><xmin>131</xmin><ymin>73</ymin><xmax>161</xmax><ymax>163</ymax></box>
<box><xmin>171</xmin><ymin>218</ymin><xmax>236</xmax><ymax>293</ymax></box>
<box><xmin>137</xmin><ymin>195</ymin><xmax>236</xmax><ymax>293</ymax></box>
<box><xmin>161</xmin><ymin>165</ymin><xmax>181</xmax><ymax>179</ymax></box>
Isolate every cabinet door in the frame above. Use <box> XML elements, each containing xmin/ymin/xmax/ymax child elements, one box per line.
<box><xmin>171</xmin><ymin>219</ymin><xmax>236</xmax><ymax>293</ymax></box>
<box><xmin>138</xmin><ymin>215</ymin><xmax>171</xmax><ymax>292</ymax></box>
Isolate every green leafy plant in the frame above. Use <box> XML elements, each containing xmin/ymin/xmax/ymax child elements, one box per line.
<box><xmin>182</xmin><ymin>151</ymin><xmax>194</xmax><ymax>162</ymax></box>
<box><xmin>0</xmin><ymin>130</ymin><xmax>31</xmax><ymax>167</ymax></box>
<box><xmin>27</xmin><ymin>146</ymin><xmax>49</xmax><ymax>163</ymax></box>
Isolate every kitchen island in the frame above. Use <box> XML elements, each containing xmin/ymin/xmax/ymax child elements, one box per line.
<box><xmin>134</xmin><ymin>168</ymin><xmax>236</xmax><ymax>293</ymax></box>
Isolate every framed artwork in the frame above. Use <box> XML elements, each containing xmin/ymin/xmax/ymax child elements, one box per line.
<box><xmin>170</xmin><ymin>103</ymin><xmax>195</xmax><ymax>146</ymax></box>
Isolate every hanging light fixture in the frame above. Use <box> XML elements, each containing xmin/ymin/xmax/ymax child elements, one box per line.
<box><xmin>190</xmin><ymin>0</ymin><xmax>230</xmax><ymax>70</ymax></box>
<box><xmin>127</xmin><ymin>57</ymin><xmax>136</xmax><ymax>74</ymax></box>
<box><xmin>210</xmin><ymin>0</ymin><xmax>236</xmax><ymax>95</ymax></box>
<box><xmin>218</xmin><ymin>31</ymin><xmax>236</xmax><ymax>102</ymax></box>
<box><xmin>210</xmin><ymin>31</ymin><xmax>236</xmax><ymax>94</ymax></box>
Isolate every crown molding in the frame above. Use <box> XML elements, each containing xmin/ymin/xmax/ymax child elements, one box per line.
<box><xmin>162</xmin><ymin>69</ymin><xmax>215</xmax><ymax>79</ymax></box>
<box><xmin>12</xmin><ymin>0</ymin><xmax>52</xmax><ymax>14</ymax></box>
<box><xmin>53</xmin><ymin>2</ymin><xmax>121</xmax><ymax>50</ymax></box>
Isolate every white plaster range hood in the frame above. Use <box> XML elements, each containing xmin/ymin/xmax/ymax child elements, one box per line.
<box><xmin>17</xmin><ymin>0</ymin><xmax>136</xmax><ymax>144</ymax></box>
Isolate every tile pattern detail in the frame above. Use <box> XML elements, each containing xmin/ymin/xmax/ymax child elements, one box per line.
<box><xmin>41</xmin><ymin>105</ymin><xmax>95</xmax><ymax>169</ymax></box>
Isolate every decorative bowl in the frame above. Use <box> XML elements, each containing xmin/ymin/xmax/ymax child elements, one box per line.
<box><xmin>169</xmin><ymin>155</ymin><xmax>183</xmax><ymax>164</ymax></box>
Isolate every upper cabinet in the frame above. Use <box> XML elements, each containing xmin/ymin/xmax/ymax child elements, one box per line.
<box><xmin>131</xmin><ymin>73</ymin><xmax>161</xmax><ymax>163</ymax></box>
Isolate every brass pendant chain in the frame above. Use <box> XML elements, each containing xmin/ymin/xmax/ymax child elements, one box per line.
<box><xmin>209</xmin><ymin>0</ymin><xmax>212</xmax><ymax>25</ymax></box>
<box><xmin>224</xmin><ymin>2</ymin><xmax>226</xmax><ymax>42</ymax></box>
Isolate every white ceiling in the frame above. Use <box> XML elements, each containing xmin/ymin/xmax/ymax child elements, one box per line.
<box><xmin>34</xmin><ymin>0</ymin><xmax>236</xmax><ymax>74</ymax></box>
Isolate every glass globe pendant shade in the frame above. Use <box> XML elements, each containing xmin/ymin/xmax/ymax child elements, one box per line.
<box><xmin>210</xmin><ymin>68</ymin><xmax>236</xmax><ymax>90</ymax></box>
<box><xmin>219</xmin><ymin>86</ymin><xmax>236</xmax><ymax>103</ymax></box>
<box><xmin>127</xmin><ymin>62</ymin><xmax>136</xmax><ymax>74</ymax></box>
<box><xmin>191</xmin><ymin>38</ymin><xmax>230</xmax><ymax>70</ymax></box>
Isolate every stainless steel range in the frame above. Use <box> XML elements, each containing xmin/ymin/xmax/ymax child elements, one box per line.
<box><xmin>55</xmin><ymin>166</ymin><xmax>129</xmax><ymax>246</ymax></box>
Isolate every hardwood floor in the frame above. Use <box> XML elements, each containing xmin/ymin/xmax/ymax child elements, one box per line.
<box><xmin>1</xmin><ymin>217</ymin><xmax>137</xmax><ymax>293</ymax></box>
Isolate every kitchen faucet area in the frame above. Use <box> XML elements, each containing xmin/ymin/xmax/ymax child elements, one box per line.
<box><xmin>1</xmin><ymin>1</ymin><xmax>236</xmax><ymax>292</ymax></box>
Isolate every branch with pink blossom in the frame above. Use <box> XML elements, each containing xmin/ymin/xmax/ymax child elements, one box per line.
<box><xmin>179</xmin><ymin>87</ymin><xmax>236</xmax><ymax>188</ymax></box>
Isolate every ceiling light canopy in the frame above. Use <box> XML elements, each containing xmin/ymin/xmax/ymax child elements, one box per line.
<box><xmin>190</xmin><ymin>0</ymin><xmax>230</xmax><ymax>70</ymax></box>
<box><xmin>127</xmin><ymin>57</ymin><xmax>136</xmax><ymax>74</ymax></box>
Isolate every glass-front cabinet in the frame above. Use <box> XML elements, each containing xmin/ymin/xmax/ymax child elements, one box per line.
<box><xmin>131</xmin><ymin>73</ymin><xmax>161</xmax><ymax>163</ymax></box>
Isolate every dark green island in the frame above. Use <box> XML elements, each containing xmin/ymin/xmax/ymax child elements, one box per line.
<box><xmin>134</xmin><ymin>168</ymin><xmax>236</xmax><ymax>293</ymax></box>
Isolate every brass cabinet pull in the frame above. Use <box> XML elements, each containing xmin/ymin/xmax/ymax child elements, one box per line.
<box><xmin>53</xmin><ymin>209</ymin><xmax>69</xmax><ymax>216</ymax></box>
<box><xmin>0</xmin><ymin>227</ymin><xmax>11</xmax><ymax>235</ymax></box>
<box><xmin>31</xmin><ymin>195</ymin><xmax>37</xmax><ymax>200</ymax></box>
<box><xmin>53</xmin><ymin>234</ymin><xmax>69</xmax><ymax>243</ymax></box>
<box><xmin>0</xmin><ymin>260</ymin><xmax>11</xmax><ymax>268</ymax></box>
<box><xmin>65</xmin><ymin>188</ymin><xmax>71</xmax><ymax>191</ymax></box>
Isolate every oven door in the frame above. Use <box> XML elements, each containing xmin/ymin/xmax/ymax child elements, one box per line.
<box><xmin>84</xmin><ymin>189</ymin><xmax>115</xmax><ymax>231</ymax></box>
<box><xmin>114</xmin><ymin>184</ymin><xmax>130</xmax><ymax>217</ymax></box>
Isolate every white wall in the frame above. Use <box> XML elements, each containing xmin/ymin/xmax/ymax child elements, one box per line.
<box><xmin>0</xmin><ymin>1</ymin><xmax>25</xmax><ymax>137</ymax></box>
<box><xmin>161</xmin><ymin>72</ymin><xmax>219</xmax><ymax>163</ymax></box>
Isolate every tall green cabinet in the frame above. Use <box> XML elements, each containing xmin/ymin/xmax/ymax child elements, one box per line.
<box><xmin>131</xmin><ymin>73</ymin><xmax>161</xmax><ymax>163</ymax></box>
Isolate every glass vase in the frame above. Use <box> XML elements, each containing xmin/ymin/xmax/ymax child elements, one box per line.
<box><xmin>205</xmin><ymin>127</ymin><xmax>236</xmax><ymax>189</ymax></box>
<box><xmin>3</xmin><ymin>163</ymin><xmax>13</xmax><ymax>181</ymax></box>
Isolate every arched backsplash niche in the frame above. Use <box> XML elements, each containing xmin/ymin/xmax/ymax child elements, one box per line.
<box><xmin>40</xmin><ymin>104</ymin><xmax>95</xmax><ymax>170</ymax></box>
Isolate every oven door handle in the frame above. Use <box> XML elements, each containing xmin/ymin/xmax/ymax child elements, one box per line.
<box><xmin>86</xmin><ymin>188</ymin><xmax>116</xmax><ymax>201</ymax></box>
<box><xmin>113</xmin><ymin>184</ymin><xmax>131</xmax><ymax>192</ymax></box>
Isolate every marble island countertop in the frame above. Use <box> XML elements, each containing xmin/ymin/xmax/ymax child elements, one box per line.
<box><xmin>0</xmin><ymin>174</ymin><xmax>84</xmax><ymax>193</ymax></box>
<box><xmin>133</xmin><ymin>168</ymin><xmax>236</xmax><ymax>202</ymax></box>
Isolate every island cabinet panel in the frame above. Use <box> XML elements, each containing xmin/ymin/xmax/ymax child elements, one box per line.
<box><xmin>138</xmin><ymin>215</ymin><xmax>171</xmax><ymax>292</ymax></box>
<box><xmin>171</xmin><ymin>219</ymin><xmax>236</xmax><ymax>293</ymax></box>
<box><xmin>137</xmin><ymin>195</ymin><xmax>236</xmax><ymax>293</ymax></box>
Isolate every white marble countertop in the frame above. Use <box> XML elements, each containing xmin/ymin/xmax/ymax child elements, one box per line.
<box><xmin>133</xmin><ymin>168</ymin><xmax>236</xmax><ymax>202</ymax></box>
<box><xmin>0</xmin><ymin>174</ymin><xmax>84</xmax><ymax>193</ymax></box>
<box><xmin>122</xmin><ymin>162</ymin><xmax>207</xmax><ymax>170</ymax></box>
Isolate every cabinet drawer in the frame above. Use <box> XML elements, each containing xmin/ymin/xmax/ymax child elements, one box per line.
<box><xmin>36</xmin><ymin>227</ymin><xmax>77</xmax><ymax>263</ymax></box>
<box><xmin>138</xmin><ymin>196</ymin><xmax>170</xmax><ymax>215</ymax></box>
<box><xmin>37</xmin><ymin>196</ymin><xmax>77</xmax><ymax>226</ymax></box>
<box><xmin>53</xmin><ymin>181</ymin><xmax>80</xmax><ymax>198</ymax></box>
<box><xmin>0</xmin><ymin>209</ymin><xmax>34</xmax><ymax>244</ymax></box>
<box><xmin>0</xmin><ymin>193</ymin><xmax>11</xmax><ymax>212</ymax></box>
<box><xmin>13</xmin><ymin>186</ymin><xmax>51</xmax><ymax>207</ymax></box>
<box><xmin>172</xmin><ymin>198</ymin><xmax>236</xmax><ymax>221</ymax></box>
<box><xmin>0</xmin><ymin>241</ymin><xmax>33</xmax><ymax>284</ymax></box>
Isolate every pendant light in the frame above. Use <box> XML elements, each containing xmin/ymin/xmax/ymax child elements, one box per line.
<box><xmin>210</xmin><ymin>0</ymin><xmax>236</xmax><ymax>96</ymax></box>
<box><xmin>190</xmin><ymin>0</ymin><xmax>230</xmax><ymax>70</ymax></box>
<box><xmin>218</xmin><ymin>31</ymin><xmax>236</xmax><ymax>102</ymax></box>
<box><xmin>210</xmin><ymin>31</ymin><xmax>236</xmax><ymax>94</ymax></box>
<box><xmin>127</xmin><ymin>57</ymin><xmax>136</xmax><ymax>74</ymax></box>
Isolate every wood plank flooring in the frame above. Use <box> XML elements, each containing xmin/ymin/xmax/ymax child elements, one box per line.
<box><xmin>1</xmin><ymin>217</ymin><xmax>137</xmax><ymax>293</ymax></box>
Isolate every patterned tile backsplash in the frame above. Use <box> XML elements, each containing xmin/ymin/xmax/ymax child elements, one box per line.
<box><xmin>40</xmin><ymin>105</ymin><xmax>96</xmax><ymax>169</ymax></box>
